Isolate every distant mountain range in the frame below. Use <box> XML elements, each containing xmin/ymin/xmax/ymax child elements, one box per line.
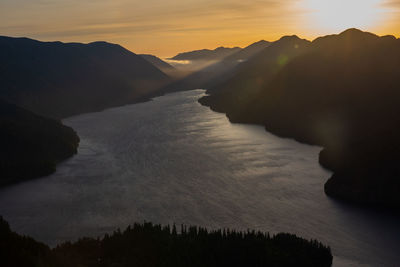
<box><xmin>170</xmin><ymin>46</ymin><xmax>241</xmax><ymax>61</ymax></box>
<box><xmin>200</xmin><ymin>29</ymin><xmax>400</xmax><ymax>209</ymax></box>
<box><xmin>223</xmin><ymin>40</ymin><xmax>271</xmax><ymax>62</ymax></box>
<box><xmin>0</xmin><ymin>36</ymin><xmax>171</xmax><ymax>119</ymax></box>
<box><xmin>160</xmin><ymin>40</ymin><xmax>271</xmax><ymax>94</ymax></box>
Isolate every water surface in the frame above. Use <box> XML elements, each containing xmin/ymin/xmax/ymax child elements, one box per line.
<box><xmin>0</xmin><ymin>90</ymin><xmax>398</xmax><ymax>266</ymax></box>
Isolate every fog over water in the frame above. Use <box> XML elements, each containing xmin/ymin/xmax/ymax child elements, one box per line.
<box><xmin>0</xmin><ymin>90</ymin><xmax>398</xmax><ymax>267</ymax></box>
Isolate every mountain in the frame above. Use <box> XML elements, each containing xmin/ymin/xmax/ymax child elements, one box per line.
<box><xmin>0</xmin><ymin>36</ymin><xmax>171</xmax><ymax>119</ymax></box>
<box><xmin>224</xmin><ymin>40</ymin><xmax>271</xmax><ymax>62</ymax></box>
<box><xmin>203</xmin><ymin>35</ymin><xmax>310</xmax><ymax>97</ymax></box>
<box><xmin>200</xmin><ymin>29</ymin><xmax>400</xmax><ymax>209</ymax></box>
<box><xmin>170</xmin><ymin>46</ymin><xmax>241</xmax><ymax>61</ymax></box>
<box><xmin>0</xmin><ymin>99</ymin><xmax>79</xmax><ymax>186</ymax></box>
<box><xmin>140</xmin><ymin>54</ymin><xmax>175</xmax><ymax>71</ymax></box>
<box><xmin>0</xmin><ymin>216</ymin><xmax>332</xmax><ymax>267</ymax></box>
<box><xmin>160</xmin><ymin>40</ymin><xmax>271</xmax><ymax>94</ymax></box>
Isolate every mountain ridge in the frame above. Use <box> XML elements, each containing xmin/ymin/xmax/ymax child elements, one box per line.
<box><xmin>0</xmin><ymin>36</ymin><xmax>171</xmax><ymax>119</ymax></box>
<box><xmin>159</xmin><ymin>39</ymin><xmax>272</xmax><ymax>94</ymax></box>
<box><xmin>140</xmin><ymin>54</ymin><xmax>175</xmax><ymax>70</ymax></box>
<box><xmin>199</xmin><ymin>28</ymin><xmax>400</xmax><ymax>210</ymax></box>
<box><xmin>170</xmin><ymin>46</ymin><xmax>241</xmax><ymax>61</ymax></box>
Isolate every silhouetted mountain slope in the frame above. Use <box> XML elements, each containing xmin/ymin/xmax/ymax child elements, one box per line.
<box><xmin>170</xmin><ymin>46</ymin><xmax>241</xmax><ymax>61</ymax></box>
<box><xmin>0</xmin><ymin>99</ymin><xmax>79</xmax><ymax>186</ymax></box>
<box><xmin>140</xmin><ymin>54</ymin><xmax>175</xmax><ymax>71</ymax></box>
<box><xmin>202</xmin><ymin>35</ymin><xmax>311</xmax><ymax>99</ymax></box>
<box><xmin>224</xmin><ymin>40</ymin><xmax>271</xmax><ymax>62</ymax></box>
<box><xmin>0</xmin><ymin>36</ymin><xmax>170</xmax><ymax>118</ymax></box>
<box><xmin>160</xmin><ymin>40</ymin><xmax>272</xmax><ymax>94</ymax></box>
<box><xmin>0</xmin><ymin>216</ymin><xmax>333</xmax><ymax>267</ymax></box>
<box><xmin>200</xmin><ymin>29</ymin><xmax>400</xmax><ymax>209</ymax></box>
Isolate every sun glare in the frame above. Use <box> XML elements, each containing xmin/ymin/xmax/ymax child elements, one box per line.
<box><xmin>304</xmin><ymin>0</ymin><xmax>386</xmax><ymax>32</ymax></box>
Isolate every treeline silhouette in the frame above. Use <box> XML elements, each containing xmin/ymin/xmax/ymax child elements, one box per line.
<box><xmin>0</xmin><ymin>99</ymin><xmax>79</xmax><ymax>186</ymax></box>
<box><xmin>0</xmin><ymin>216</ymin><xmax>332</xmax><ymax>267</ymax></box>
<box><xmin>200</xmin><ymin>28</ymin><xmax>400</xmax><ymax>209</ymax></box>
<box><xmin>0</xmin><ymin>216</ymin><xmax>53</xmax><ymax>267</ymax></box>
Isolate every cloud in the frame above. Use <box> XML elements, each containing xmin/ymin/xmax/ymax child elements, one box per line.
<box><xmin>0</xmin><ymin>0</ymin><xmax>300</xmax><ymax>35</ymax></box>
<box><xmin>383</xmin><ymin>0</ymin><xmax>400</xmax><ymax>7</ymax></box>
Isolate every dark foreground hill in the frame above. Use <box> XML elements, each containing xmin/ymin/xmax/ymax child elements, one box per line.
<box><xmin>200</xmin><ymin>29</ymin><xmax>400</xmax><ymax>209</ymax></box>
<box><xmin>0</xmin><ymin>99</ymin><xmax>79</xmax><ymax>186</ymax></box>
<box><xmin>0</xmin><ymin>216</ymin><xmax>332</xmax><ymax>267</ymax></box>
<box><xmin>0</xmin><ymin>36</ymin><xmax>170</xmax><ymax>119</ymax></box>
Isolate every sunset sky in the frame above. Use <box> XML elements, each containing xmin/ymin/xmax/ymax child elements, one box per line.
<box><xmin>1</xmin><ymin>0</ymin><xmax>399</xmax><ymax>57</ymax></box>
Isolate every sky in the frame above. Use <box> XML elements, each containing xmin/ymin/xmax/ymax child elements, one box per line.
<box><xmin>1</xmin><ymin>0</ymin><xmax>399</xmax><ymax>57</ymax></box>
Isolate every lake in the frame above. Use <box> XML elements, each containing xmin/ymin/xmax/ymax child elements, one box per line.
<box><xmin>0</xmin><ymin>90</ymin><xmax>398</xmax><ymax>266</ymax></box>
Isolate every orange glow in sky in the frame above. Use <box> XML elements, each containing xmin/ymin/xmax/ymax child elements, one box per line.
<box><xmin>0</xmin><ymin>0</ymin><xmax>399</xmax><ymax>57</ymax></box>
